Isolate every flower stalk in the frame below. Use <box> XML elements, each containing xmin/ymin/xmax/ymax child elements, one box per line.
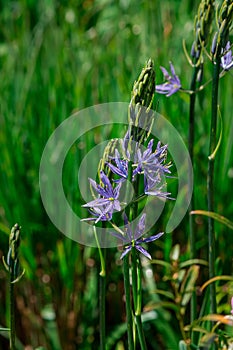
<box><xmin>123</xmin><ymin>254</ymin><xmax>134</xmax><ymax>350</ymax></box>
<box><xmin>188</xmin><ymin>2</ymin><xmax>215</xmax><ymax>343</ymax></box>
<box><xmin>3</xmin><ymin>224</ymin><xmax>24</xmax><ymax>350</ymax></box>
<box><xmin>208</xmin><ymin>1</ymin><xmax>233</xmax><ymax>344</ymax></box>
<box><xmin>207</xmin><ymin>54</ymin><xmax>220</xmax><ymax>329</ymax></box>
<box><xmin>127</xmin><ymin>59</ymin><xmax>154</xmax><ymax>350</ymax></box>
<box><xmin>99</xmin><ymin>247</ymin><xmax>106</xmax><ymax>350</ymax></box>
<box><xmin>82</xmin><ymin>59</ymin><xmax>171</xmax><ymax>350</ymax></box>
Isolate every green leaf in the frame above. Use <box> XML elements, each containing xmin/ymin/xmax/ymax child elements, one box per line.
<box><xmin>149</xmin><ymin>289</ymin><xmax>175</xmax><ymax>300</ymax></box>
<box><xmin>190</xmin><ymin>210</ymin><xmax>233</xmax><ymax>230</ymax></box>
<box><xmin>180</xmin><ymin>265</ymin><xmax>200</xmax><ymax>310</ymax></box>
<box><xmin>180</xmin><ymin>259</ymin><xmax>208</xmax><ymax>269</ymax></box>
<box><xmin>57</xmin><ymin>240</ymin><xmax>69</xmax><ymax>283</ymax></box>
<box><xmin>200</xmin><ymin>275</ymin><xmax>233</xmax><ymax>293</ymax></box>
<box><xmin>208</xmin><ymin>107</ymin><xmax>223</xmax><ymax>160</ymax></box>
<box><xmin>144</xmin><ymin>301</ymin><xmax>180</xmax><ymax>313</ymax></box>
<box><xmin>150</xmin><ymin>259</ymin><xmax>172</xmax><ymax>269</ymax></box>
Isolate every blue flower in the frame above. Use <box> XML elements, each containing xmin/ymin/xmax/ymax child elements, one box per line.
<box><xmin>106</xmin><ymin>149</ymin><xmax>128</xmax><ymax>183</ymax></box>
<box><xmin>81</xmin><ymin>205</ymin><xmax>114</xmax><ymax>223</ymax></box>
<box><xmin>133</xmin><ymin>139</ymin><xmax>172</xmax><ymax>198</ymax></box>
<box><xmin>221</xmin><ymin>41</ymin><xmax>233</xmax><ymax>71</ymax></box>
<box><xmin>112</xmin><ymin>214</ymin><xmax>164</xmax><ymax>260</ymax></box>
<box><xmin>82</xmin><ymin>170</ymin><xmax>122</xmax><ymax>223</ymax></box>
<box><xmin>155</xmin><ymin>62</ymin><xmax>181</xmax><ymax>97</ymax></box>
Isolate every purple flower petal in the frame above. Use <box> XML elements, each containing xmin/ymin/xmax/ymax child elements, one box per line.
<box><xmin>169</xmin><ymin>61</ymin><xmax>176</xmax><ymax>76</ymax></box>
<box><xmin>120</xmin><ymin>246</ymin><xmax>132</xmax><ymax>259</ymax></box>
<box><xmin>135</xmin><ymin>245</ymin><xmax>152</xmax><ymax>260</ymax></box>
<box><xmin>113</xmin><ymin>182</ymin><xmax>122</xmax><ymax>199</ymax></box>
<box><xmin>113</xmin><ymin>199</ymin><xmax>121</xmax><ymax>212</ymax></box>
<box><xmin>221</xmin><ymin>41</ymin><xmax>233</xmax><ymax>71</ymax></box>
<box><xmin>135</xmin><ymin>214</ymin><xmax>146</xmax><ymax>239</ymax></box>
<box><xmin>100</xmin><ymin>171</ymin><xmax>114</xmax><ymax>197</ymax></box>
<box><xmin>160</xmin><ymin>66</ymin><xmax>170</xmax><ymax>80</ymax></box>
<box><xmin>82</xmin><ymin>171</ymin><xmax>122</xmax><ymax>222</ymax></box>
<box><xmin>156</xmin><ymin>62</ymin><xmax>181</xmax><ymax>97</ymax></box>
<box><xmin>82</xmin><ymin>198</ymin><xmax>112</xmax><ymax>208</ymax></box>
<box><xmin>138</xmin><ymin>232</ymin><xmax>164</xmax><ymax>243</ymax></box>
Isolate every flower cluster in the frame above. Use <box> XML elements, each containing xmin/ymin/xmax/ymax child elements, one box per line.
<box><xmin>82</xmin><ymin>132</ymin><xmax>172</xmax><ymax>258</ymax></box>
<box><xmin>82</xmin><ymin>137</ymin><xmax>171</xmax><ymax>221</ymax></box>
<box><xmin>82</xmin><ymin>60</ymin><xmax>174</xmax><ymax>259</ymax></box>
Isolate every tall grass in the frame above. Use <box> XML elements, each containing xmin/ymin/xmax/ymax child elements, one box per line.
<box><xmin>0</xmin><ymin>0</ymin><xmax>233</xmax><ymax>349</ymax></box>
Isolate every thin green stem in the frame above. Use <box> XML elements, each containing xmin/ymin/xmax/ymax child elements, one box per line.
<box><xmin>207</xmin><ymin>57</ymin><xmax>221</xmax><ymax>323</ymax></box>
<box><xmin>93</xmin><ymin>226</ymin><xmax>105</xmax><ymax>276</ymax></box>
<box><xmin>123</xmin><ymin>254</ymin><xmax>134</xmax><ymax>350</ymax></box>
<box><xmin>93</xmin><ymin>226</ymin><xmax>106</xmax><ymax>350</ymax></box>
<box><xmin>129</xmin><ymin>155</ymin><xmax>148</xmax><ymax>350</ymax></box>
<box><xmin>131</xmin><ymin>248</ymin><xmax>147</xmax><ymax>350</ymax></box>
<box><xmin>131</xmin><ymin>247</ymin><xmax>138</xmax><ymax>310</ymax></box>
<box><xmin>99</xmin><ymin>247</ymin><xmax>106</xmax><ymax>350</ymax></box>
<box><xmin>189</xmin><ymin>65</ymin><xmax>198</xmax><ymax>344</ymax></box>
<box><xmin>10</xmin><ymin>276</ymin><xmax>16</xmax><ymax>350</ymax></box>
<box><xmin>135</xmin><ymin>257</ymin><xmax>147</xmax><ymax>350</ymax></box>
<box><xmin>136</xmin><ymin>259</ymin><xmax>142</xmax><ymax>317</ymax></box>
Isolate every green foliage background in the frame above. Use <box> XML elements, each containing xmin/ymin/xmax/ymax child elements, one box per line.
<box><xmin>0</xmin><ymin>0</ymin><xmax>233</xmax><ymax>349</ymax></box>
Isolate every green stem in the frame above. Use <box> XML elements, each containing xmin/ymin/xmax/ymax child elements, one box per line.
<box><xmin>189</xmin><ymin>66</ymin><xmax>198</xmax><ymax>261</ymax></box>
<box><xmin>131</xmin><ymin>248</ymin><xmax>138</xmax><ymax>310</ymax></box>
<box><xmin>189</xmin><ymin>65</ymin><xmax>198</xmax><ymax>343</ymax></box>
<box><xmin>129</xmin><ymin>157</ymin><xmax>148</xmax><ymax>349</ymax></box>
<box><xmin>123</xmin><ymin>254</ymin><xmax>134</xmax><ymax>350</ymax></box>
<box><xmin>131</xmin><ymin>248</ymin><xmax>147</xmax><ymax>350</ymax></box>
<box><xmin>93</xmin><ymin>226</ymin><xmax>106</xmax><ymax>350</ymax></box>
<box><xmin>93</xmin><ymin>226</ymin><xmax>105</xmax><ymax>277</ymax></box>
<box><xmin>207</xmin><ymin>57</ymin><xmax>221</xmax><ymax>320</ymax></box>
<box><xmin>135</xmin><ymin>257</ymin><xmax>147</xmax><ymax>350</ymax></box>
<box><xmin>99</xmin><ymin>247</ymin><xmax>106</xmax><ymax>350</ymax></box>
<box><xmin>10</xmin><ymin>276</ymin><xmax>16</xmax><ymax>350</ymax></box>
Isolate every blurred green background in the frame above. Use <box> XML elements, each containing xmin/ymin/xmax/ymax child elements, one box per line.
<box><xmin>0</xmin><ymin>0</ymin><xmax>233</xmax><ymax>349</ymax></box>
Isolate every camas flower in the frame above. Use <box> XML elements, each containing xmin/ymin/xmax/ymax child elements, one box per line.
<box><xmin>133</xmin><ymin>139</ymin><xmax>172</xmax><ymax>198</ymax></box>
<box><xmin>112</xmin><ymin>214</ymin><xmax>164</xmax><ymax>260</ymax></box>
<box><xmin>82</xmin><ymin>205</ymin><xmax>114</xmax><ymax>223</ymax></box>
<box><xmin>155</xmin><ymin>62</ymin><xmax>181</xmax><ymax>97</ymax></box>
<box><xmin>221</xmin><ymin>41</ymin><xmax>233</xmax><ymax>71</ymax></box>
<box><xmin>82</xmin><ymin>170</ymin><xmax>121</xmax><ymax>223</ymax></box>
<box><xmin>106</xmin><ymin>149</ymin><xmax>128</xmax><ymax>183</ymax></box>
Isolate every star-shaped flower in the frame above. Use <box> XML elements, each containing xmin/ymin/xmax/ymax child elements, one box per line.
<box><xmin>81</xmin><ymin>205</ymin><xmax>114</xmax><ymax>223</ymax></box>
<box><xmin>106</xmin><ymin>149</ymin><xmax>128</xmax><ymax>183</ymax></box>
<box><xmin>112</xmin><ymin>214</ymin><xmax>164</xmax><ymax>260</ymax></box>
<box><xmin>155</xmin><ymin>62</ymin><xmax>181</xmax><ymax>97</ymax></box>
<box><xmin>133</xmin><ymin>139</ymin><xmax>172</xmax><ymax>198</ymax></box>
<box><xmin>221</xmin><ymin>41</ymin><xmax>233</xmax><ymax>71</ymax></box>
<box><xmin>82</xmin><ymin>170</ymin><xmax>122</xmax><ymax>223</ymax></box>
